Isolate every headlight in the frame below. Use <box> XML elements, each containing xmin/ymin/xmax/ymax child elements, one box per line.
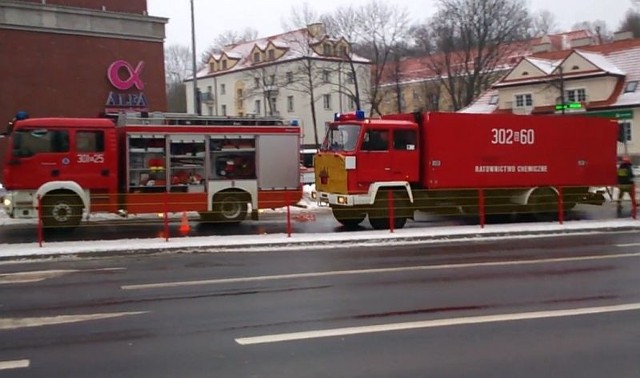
<box><xmin>337</xmin><ymin>196</ymin><xmax>347</xmax><ymax>204</ymax></box>
<box><xmin>3</xmin><ymin>198</ymin><xmax>11</xmax><ymax>207</ymax></box>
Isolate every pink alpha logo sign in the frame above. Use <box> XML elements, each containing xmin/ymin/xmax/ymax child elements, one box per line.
<box><xmin>107</xmin><ymin>60</ymin><xmax>145</xmax><ymax>91</ymax></box>
<box><xmin>105</xmin><ymin>59</ymin><xmax>149</xmax><ymax>112</ymax></box>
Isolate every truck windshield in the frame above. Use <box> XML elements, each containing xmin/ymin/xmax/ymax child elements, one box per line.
<box><xmin>320</xmin><ymin>124</ymin><xmax>360</xmax><ymax>152</ymax></box>
<box><xmin>12</xmin><ymin>129</ymin><xmax>69</xmax><ymax>157</ymax></box>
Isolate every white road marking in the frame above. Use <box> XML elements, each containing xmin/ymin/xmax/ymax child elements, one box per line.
<box><xmin>121</xmin><ymin>252</ymin><xmax>640</xmax><ymax>291</ymax></box>
<box><xmin>0</xmin><ymin>311</ymin><xmax>148</xmax><ymax>330</ymax></box>
<box><xmin>0</xmin><ymin>359</ymin><xmax>30</xmax><ymax>370</ymax></box>
<box><xmin>616</xmin><ymin>243</ymin><xmax>640</xmax><ymax>247</ymax></box>
<box><xmin>0</xmin><ymin>268</ymin><xmax>125</xmax><ymax>285</ymax></box>
<box><xmin>236</xmin><ymin>302</ymin><xmax>640</xmax><ymax>345</ymax></box>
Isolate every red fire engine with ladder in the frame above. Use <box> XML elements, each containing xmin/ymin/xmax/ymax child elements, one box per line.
<box><xmin>1</xmin><ymin>112</ymin><xmax>302</xmax><ymax>229</ymax></box>
<box><xmin>315</xmin><ymin>111</ymin><xmax>618</xmax><ymax>229</ymax></box>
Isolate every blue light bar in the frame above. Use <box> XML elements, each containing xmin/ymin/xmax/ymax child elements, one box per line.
<box><xmin>355</xmin><ymin>110</ymin><xmax>365</xmax><ymax>120</ymax></box>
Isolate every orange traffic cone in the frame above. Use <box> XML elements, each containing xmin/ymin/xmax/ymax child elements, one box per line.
<box><xmin>179</xmin><ymin>212</ymin><xmax>191</xmax><ymax>236</ymax></box>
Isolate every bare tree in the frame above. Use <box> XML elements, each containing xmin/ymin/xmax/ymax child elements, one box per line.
<box><xmin>164</xmin><ymin>44</ymin><xmax>192</xmax><ymax>112</ymax></box>
<box><xmin>280</xmin><ymin>3</ymin><xmax>329</xmax><ymax>148</ymax></box>
<box><xmin>572</xmin><ymin>20</ymin><xmax>613</xmax><ymax>43</ymax></box>
<box><xmin>529</xmin><ymin>10</ymin><xmax>559</xmax><ymax>37</ymax></box>
<box><xmin>619</xmin><ymin>8</ymin><xmax>640</xmax><ymax>37</ymax></box>
<box><xmin>426</xmin><ymin>0</ymin><xmax>531</xmax><ymax>111</ymax></box>
<box><xmin>200</xmin><ymin>28</ymin><xmax>259</xmax><ymax>64</ymax></box>
<box><xmin>242</xmin><ymin>66</ymin><xmax>287</xmax><ymax>116</ymax></box>
<box><xmin>357</xmin><ymin>1</ymin><xmax>411</xmax><ymax>116</ymax></box>
<box><xmin>321</xmin><ymin>5</ymin><xmax>370</xmax><ymax>111</ymax></box>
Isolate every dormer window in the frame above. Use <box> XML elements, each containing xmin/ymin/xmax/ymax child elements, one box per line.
<box><xmin>222</xmin><ymin>60</ymin><xmax>227</xmax><ymax>70</ymax></box>
<box><xmin>572</xmin><ymin>65</ymin><xmax>580</xmax><ymax>70</ymax></box>
<box><xmin>625</xmin><ymin>81</ymin><xmax>639</xmax><ymax>93</ymax></box>
<box><xmin>489</xmin><ymin>95</ymin><xmax>499</xmax><ymax>105</ymax></box>
<box><xmin>268</xmin><ymin>49</ymin><xmax>275</xmax><ymax>61</ymax></box>
<box><xmin>253</xmin><ymin>52</ymin><xmax>261</xmax><ymax>63</ymax></box>
<box><xmin>209</xmin><ymin>62</ymin><xmax>215</xmax><ymax>72</ymax></box>
<box><xmin>323</xmin><ymin>43</ymin><xmax>332</xmax><ymax>56</ymax></box>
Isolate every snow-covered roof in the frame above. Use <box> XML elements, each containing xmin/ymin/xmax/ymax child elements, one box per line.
<box><xmin>465</xmin><ymin>38</ymin><xmax>640</xmax><ymax>113</ymax></box>
<box><xmin>574</xmin><ymin>50</ymin><xmax>625</xmax><ymax>76</ymax></box>
<box><xmin>526</xmin><ymin>57</ymin><xmax>562</xmax><ymax>74</ymax></box>
<box><xmin>187</xmin><ymin>26</ymin><xmax>369</xmax><ymax>81</ymax></box>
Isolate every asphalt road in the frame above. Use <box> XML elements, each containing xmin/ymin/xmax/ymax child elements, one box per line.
<box><xmin>1</xmin><ymin>231</ymin><xmax>639</xmax><ymax>377</ymax></box>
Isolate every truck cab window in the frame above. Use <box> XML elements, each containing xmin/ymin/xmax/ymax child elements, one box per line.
<box><xmin>12</xmin><ymin>129</ymin><xmax>69</xmax><ymax>157</ymax></box>
<box><xmin>393</xmin><ymin>130</ymin><xmax>417</xmax><ymax>150</ymax></box>
<box><xmin>77</xmin><ymin>131</ymin><xmax>104</xmax><ymax>152</ymax></box>
<box><xmin>362</xmin><ymin>130</ymin><xmax>389</xmax><ymax>151</ymax></box>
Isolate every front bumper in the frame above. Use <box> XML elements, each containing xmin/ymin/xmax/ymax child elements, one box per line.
<box><xmin>316</xmin><ymin>191</ymin><xmax>372</xmax><ymax>207</ymax></box>
<box><xmin>2</xmin><ymin>190</ymin><xmax>38</xmax><ymax>219</ymax></box>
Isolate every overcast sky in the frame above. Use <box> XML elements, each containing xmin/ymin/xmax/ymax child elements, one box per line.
<box><xmin>147</xmin><ymin>0</ymin><xmax>634</xmax><ymax>55</ymax></box>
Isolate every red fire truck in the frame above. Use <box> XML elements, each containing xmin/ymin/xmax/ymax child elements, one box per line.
<box><xmin>315</xmin><ymin>111</ymin><xmax>618</xmax><ymax>229</ymax></box>
<box><xmin>1</xmin><ymin>112</ymin><xmax>302</xmax><ymax>229</ymax></box>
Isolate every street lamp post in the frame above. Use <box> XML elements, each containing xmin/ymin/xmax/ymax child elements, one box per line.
<box><xmin>190</xmin><ymin>0</ymin><xmax>199</xmax><ymax>115</ymax></box>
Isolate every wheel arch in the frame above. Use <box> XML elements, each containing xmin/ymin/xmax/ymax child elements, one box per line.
<box><xmin>368</xmin><ymin>182</ymin><xmax>413</xmax><ymax>205</ymax></box>
<box><xmin>33</xmin><ymin>181</ymin><xmax>89</xmax><ymax>214</ymax></box>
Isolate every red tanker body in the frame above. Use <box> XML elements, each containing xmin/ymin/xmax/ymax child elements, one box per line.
<box><xmin>314</xmin><ymin>111</ymin><xmax>618</xmax><ymax>229</ymax></box>
<box><xmin>1</xmin><ymin>112</ymin><xmax>302</xmax><ymax>229</ymax></box>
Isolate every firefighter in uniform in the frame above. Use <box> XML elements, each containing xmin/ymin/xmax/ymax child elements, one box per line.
<box><xmin>616</xmin><ymin>156</ymin><xmax>635</xmax><ymax>214</ymax></box>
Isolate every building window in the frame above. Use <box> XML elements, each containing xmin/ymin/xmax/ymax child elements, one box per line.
<box><xmin>346</xmin><ymin>72</ymin><xmax>354</xmax><ymax>84</ymax></box>
<box><xmin>269</xmin><ymin>74</ymin><xmax>276</xmax><ymax>85</ymax></box>
<box><xmin>625</xmin><ymin>81</ymin><xmax>638</xmax><ymax>93</ymax></box>
<box><xmin>323</xmin><ymin>43</ymin><xmax>332</xmax><ymax>56</ymax></box>
<box><xmin>221</xmin><ymin>105</ymin><xmax>227</xmax><ymax>116</ymax></box>
<box><xmin>348</xmin><ymin>96</ymin><xmax>356</xmax><ymax>110</ymax></box>
<box><xmin>287</xmin><ymin>96</ymin><xmax>294</xmax><ymax>112</ymax></box>
<box><xmin>515</xmin><ymin>94</ymin><xmax>533</xmax><ymax>107</ymax></box>
<box><xmin>565</xmin><ymin>88</ymin><xmax>586</xmax><ymax>102</ymax></box>
<box><xmin>322</xmin><ymin>70</ymin><xmax>330</xmax><ymax>83</ymax></box>
<box><xmin>253</xmin><ymin>52</ymin><xmax>261</xmax><ymax>63</ymax></box>
<box><xmin>270</xmin><ymin>97</ymin><xmax>277</xmax><ymax>113</ymax></box>
<box><xmin>268</xmin><ymin>49</ymin><xmax>275</xmax><ymax>61</ymax></box>
<box><xmin>254</xmin><ymin>77</ymin><xmax>260</xmax><ymax>88</ymax></box>
<box><xmin>620</xmin><ymin>121</ymin><xmax>632</xmax><ymax>142</ymax></box>
<box><xmin>207</xmin><ymin>106</ymin><xmax>213</xmax><ymax>116</ymax></box>
<box><xmin>255</xmin><ymin>100</ymin><xmax>261</xmax><ymax>114</ymax></box>
<box><xmin>220</xmin><ymin>84</ymin><xmax>226</xmax><ymax>95</ymax></box>
<box><xmin>489</xmin><ymin>94</ymin><xmax>499</xmax><ymax>105</ymax></box>
<box><xmin>286</xmin><ymin>71</ymin><xmax>293</xmax><ymax>83</ymax></box>
<box><xmin>338</xmin><ymin>45</ymin><xmax>348</xmax><ymax>57</ymax></box>
<box><xmin>222</xmin><ymin>60</ymin><xmax>227</xmax><ymax>70</ymax></box>
<box><xmin>323</xmin><ymin>94</ymin><xmax>332</xmax><ymax>110</ymax></box>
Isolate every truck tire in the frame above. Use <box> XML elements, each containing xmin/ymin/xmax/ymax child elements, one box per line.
<box><xmin>41</xmin><ymin>193</ymin><xmax>83</xmax><ymax>229</ymax></box>
<box><xmin>212</xmin><ymin>192</ymin><xmax>248</xmax><ymax>224</ymax></box>
<box><xmin>331</xmin><ymin>206</ymin><xmax>366</xmax><ymax>228</ymax></box>
<box><xmin>368</xmin><ymin>190</ymin><xmax>408</xmax><ymax>230</ymax></box>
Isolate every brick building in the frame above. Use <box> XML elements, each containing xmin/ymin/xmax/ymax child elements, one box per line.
<box><xmin>0</xmin><ymin>0</ymin><xmax>168</xmax><ymax>181</ymax></box>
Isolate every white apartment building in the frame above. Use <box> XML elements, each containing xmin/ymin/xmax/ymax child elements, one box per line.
<box><xmin>184</xmin><ymin>23</ymin><xmax>371</xmax><ymax>149</ymax></box>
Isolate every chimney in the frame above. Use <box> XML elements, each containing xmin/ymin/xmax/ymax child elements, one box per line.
<box><xmin>570</xmin><ymin>37</ymin><xmax>594</xmax><ymax>48</ymax></box>
<box><xmin>614</xmin><ymin>31</ymin><xmax>634</xmax><ymax>42</ymax></box>
<box><xmin>532</xmin><ymin>42</ymin><xmax>552</xmax><ymax>53</ymax></box>
<box><xmin>307</xmin><ymin>23</ymin><xmax>326</xmax><ymax>38</ymax></box>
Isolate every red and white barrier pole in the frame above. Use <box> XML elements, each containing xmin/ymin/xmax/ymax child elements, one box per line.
<box><xmin>163</xmin><ymin>191</ymin><xmax>169</xmax><ymax>242</ymax></box>
<box><xmin>388</xmin><ymin>191</ymin><xmax>395</xmax><ymax>233</ymax></box>
<box><xmin>478</xmin><ymin>189</ymin><xmax>485</xmax><ymax>229</ymax></box>
<box><xmin>632</xmin><ymin>183</ymin><xmax>637</xmax><ymax>220</ymax></box>
<box><xmin>37</xmin><ymin>195</ymin><xmax>43</xmax><ymax>247</ymax></box>
<box><xmin>286</xmin><ymin>191</ymin><xmax>292</xmax><ymax>237</ymax></box>
<box><xmin>557</xmin><ymin>187</ymin><xmax>564</xmax><ymax>225</ymax></box>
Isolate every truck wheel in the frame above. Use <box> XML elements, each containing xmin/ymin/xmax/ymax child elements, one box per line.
<box><xmin>368</xmin><ymin>191</ymin><xmax>408</xmax><ymax>230</ymax></box>
<box><xmin>41</xmin><ymin>193</ymin><xmax>83</xmax><ymax>229</ymax></box>
<box><xmin>331</xmin><ymin>206</ymin><xmax>366</xmax><ymax>228</ymax></box>
<box><xmin>212</xmin><ymin>192</ymin><xmax>248</xmax><ymax>224</ymax></box>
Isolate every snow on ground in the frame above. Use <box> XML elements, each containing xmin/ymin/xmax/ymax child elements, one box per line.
<box><xmin>1</xmin><ymin>183</ymin><xmax>640</xmax><ymax>260</ymax></box>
